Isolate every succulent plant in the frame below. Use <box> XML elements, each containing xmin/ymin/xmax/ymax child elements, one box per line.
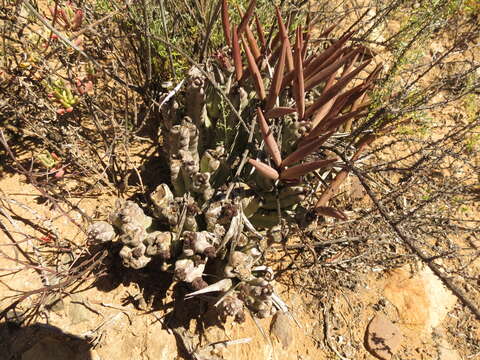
<box><xmin>89</xmin><ymin>0</ymin><xmax>380</xmax><ymax>321</ymax></box>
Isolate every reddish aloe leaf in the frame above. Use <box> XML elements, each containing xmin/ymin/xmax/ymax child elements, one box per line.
<box><xmin>245</xmin><ymin>25</ymin><xmax>261</xmax><ymax>61</ymax></box>
<box><xmin>313</xmin><ymin>109</ymin><xmax>367</xmax><ymax>139</ymax></box>
<box><xmin>294</xmin><ymin>27</ymin><xmax>305</xmax><ymax>119</ymax></box>
<box><xmin>343</xmin><ymin>91</ymin><xmax>367</xmax><ymax>132</ymax></box>
<box><xmin>275</xmin><ymin>55</ymin><xmax>307</xmax><ymax>92</ymax></box>
<box><xmin>323</xmin><ymin>87</ymin><xmax>356</xmax><ymax>120</ymax></box>
<box><xmin>307</xmin><ymin>105</ymin><xmax>364</xmax><ymax>141</ymax></box>
<box><xmin>310</xmin><ymin>72</ymin><xmax>337</xmax><ymax>129</ymax></box>
<box><xmin>323</xmin><ymin>70</ymin><xmax>339</xmax><ymax>92</ymax></box>
<box><xmin>281</xmin><ymin>131</ymin><xmax>334</xmax><ymax>168</ymax></box>
<box><xmin>355</xmin><ymin>134</ymin><xmax>376</xmax><ymax>152</ymax></box>
<box><xmin>265</xmin><ymin>107</ymin><xmax>296</xmax><ymax>119</ymax></box>
<box><xmin>304</xmin><ymin>54</ymin><xmax>315</xmax><ymax>68</ymax></box>
<box><xmin>304</xmin><ymin>59</ymin><xmax>371</xmax><ymax>119</ymax></box>
<box><xmin>315</xmin><ymin>135</ymin><xmax>375</xmax><ymax>207</ymax></box>
<box><xmin>319</xmin><ymin>82</ymin><xmax>368</xmax><ymax>130</ymax></box>
<box><xmin>332</xmin><ymin>83</ymin><xmax>367</xmax><ymax>113</ymax></box>
<box><xmin>257</xmin><ymin>108</ymin><xmax>282</xmax><ymax>167</ymax></box>
<box><xmin>282</xmin><ymin>42</ymin><xmax>348</xmax><ymax>91</ymax></box>
<box><xmin>297</xmin><ymin>25</ymin><xmax>304</xmax><ymax>51</ymax></box>
<box><xmin>238</xmin><ymin>0</ymin><xmax>256</xmax><ymax>35</ymax></box>
<box><xmin>307</xmin><ymin>45</ymin><xmax>354</xmax><ymax>82</ymax></box>
<box><xmin>280</xmin><ymin>158</ymin><xmax>336</xmax><ymax>180</ymax></box>
<box><xmin>266</xmin><ymin>39</ymin><xmax>287</xmax><ymax>111</ymax></box>
<box><xmin>304</xmin><ymin>31</ymin><xmax>354</xmax><ymax>80</ymax></box>
<box><xmin>275</xmin><ymin>7</ymin><xmax>294</xmax><ymax>72</ymax></box>
<box><xmin>305</xmin><ymin>49</ymin><xmax>358</xmax><ymax>91</ymax></box>
<box><xmin>221</xmin><ymin>0</ymin><xmax>231</xmax><ymax>47</ymax></box>
<box><xmin>325</xmin><ymin>109</ymin><xmax>367</xmax><ymax>132</ymax></box>
<box><xmin>255</xmin><ymin>14</ymin><xmax>266</xmax><ymax>49</ymax></box>
<box><xmin>232</xmin><ymin>25</ymin><xmax>243</xmax><ymax>81</ymax></box>
<box><xmin>236</xmin><ymin>4</ymin><xmax>260</xmax><ymax>60</ymax></box>
<box><xmin>311</xmin><ymin>97</ymin><xmax>337</xmax><ymax>130</ymax></box>
<box><xmin>309</xmin><ymin>87</ymin><xmax>364</xmax><ymax>136</ymax></box>
<box><xmin>248</xmin><ymin>158</ymin><xmax>279</xmax><ymax>180</ymax></box>
<box><xmin>315</xmin><ymin>206</ymin><xmax>348</xmax><ymax>220</ymax></box>
<box><xmin>315</xmin><ymin>170</ymin><xmax>348</xmax><ymax>208</ymax></box>
<box><xmin>341</xmin><ymin>52</ymin><xmax>359</xmax><ymax>76</ymax></box>
<box><xmin>356</xmin><ymin>44</ymin><xmax>377</xmax><ymax>60</ymax></box>
<box><xmin>242</xmin><ymin>36</ymin><xmax>266</xmax><ymax>100</ymax></box>
<box><xmin>309</xmin><ymin>102</ymin><xmax>338</xmax><ymax>137</ymax></box>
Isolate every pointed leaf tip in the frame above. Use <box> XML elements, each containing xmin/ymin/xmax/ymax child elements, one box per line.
<box><xmin>257</xmin><ymin>108</ymin><xmax>282</xmax><ymax>167</ymax></box>
<box><xmin>275</xmin><ymin>7</ymin><xmax>294</xmax><ymax>71</ymax></box>
<box><xmin>281</xmin><ymin>131</ymin><xmax>334</xmax><ymax>168</ymax></box>
<box><xmin>294</xmin><ymin>26</ymin><xmax>305</xmax><ymax>119</ymax></box>
<box><xmin>280</xmin><ymin>158</ymin><xmax>337</xmax><ymax>180</ymax></box>
<box><xmin>266</xmin><ymin>39</ymin><xmax>287</xmax><ymax>111</ymax></box>
<box><xmin>245</xmin><ymin>25</ymin><xmax>261</xmax><ymax>61</ymax></box>
<box><xmin>238</xmin><ymin>0</ymin><xmax>256</xmax><ymax>35</ymax></box>
<box><xmin>265</xmin><ymin>107</ymin><xmax>296</xmax><ymax>119</ymax></box>
<box><xmin>242</xmin><ymin>36</ymin><xmax>266</xmax><ymax>100</ymax></box>
<box><xmin>248</xmin><ymin>158</ymin><xmax>279</xmax><ymax>180</ymax></box>
<box><xmin>255</xmin><ymin>14</ymin><xmax>266</xmax><ymax>49</ymax></box>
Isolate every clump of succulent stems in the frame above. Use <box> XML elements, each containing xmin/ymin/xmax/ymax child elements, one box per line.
<box><xmin>89</xmin><ymin>0</ymin><xmax>380</xmax><ymax>322</ymax></box>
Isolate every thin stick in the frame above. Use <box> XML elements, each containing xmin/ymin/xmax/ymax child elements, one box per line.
<box><xmin>199</xmin><ymin>0</ymin><xmax>222</xmax><ymax>62</ymax></box>
<box><xmin>159</xmin><ymin>0</ymin><xmax>176</xmax><ymax>80</ymax></box>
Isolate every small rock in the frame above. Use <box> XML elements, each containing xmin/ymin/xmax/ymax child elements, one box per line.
<box><xmin>365</xmin><ymin>314</ymin><xmax>402</xmax><ymax>360</ymax></box>
<box><xmin>270</xmin><ymin>312</ymin><xmax>293</xmax><ymax>349</ymax></box>
<box><xmin>383</xmin><ymin>267</ymin><xmax>457</xmax><ymax>332</ymax></box>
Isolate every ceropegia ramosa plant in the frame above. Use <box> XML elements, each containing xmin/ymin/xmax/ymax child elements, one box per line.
<box><xmin>88</xmin><ymin>0</ymin><xmax>381</xmax><ymax>322</ymax></box>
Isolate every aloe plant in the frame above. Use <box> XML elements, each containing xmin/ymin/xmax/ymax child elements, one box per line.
<box><xmin>89</xmin><ymin>0</ymin><xmax>380</xmax><ymax>321</ymax></box>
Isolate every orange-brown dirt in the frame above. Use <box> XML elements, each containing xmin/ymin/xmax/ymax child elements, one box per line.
<box><xmin>1</xmin><ymin>159</ymin><xmax>477</xmax><ymax>360</ymax></box>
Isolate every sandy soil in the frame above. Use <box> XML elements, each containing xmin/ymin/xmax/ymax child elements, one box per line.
<box><xmin>1</xmin><ymin>170</ymin><xmax>477</xmax><ymax>360</ymax></box>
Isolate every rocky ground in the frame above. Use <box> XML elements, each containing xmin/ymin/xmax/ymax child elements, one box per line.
<box><xmin>0</xmin><ymin>165</ymin><xmax>478</xmax><ymax>360</ymax></box>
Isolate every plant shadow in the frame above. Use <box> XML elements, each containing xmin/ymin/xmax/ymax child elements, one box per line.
<box><xmin>0</xmin><ymin>321</ymin><xmax>92</xmax><ymax>360</ymax></box>
<box><xmin>86</xmin><ymin>240</ymin><xmax>224</xmax><ymax>344</ymax></box>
